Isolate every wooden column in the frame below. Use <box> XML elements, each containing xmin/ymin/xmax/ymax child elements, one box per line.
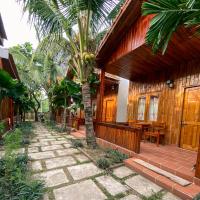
<box><xmin>195</xmin><ymin>144</ymin><xmax>200</xmax><ymax>179</ymax></box>
<box><xmin>96</xmin><ymin>69</ymin><xmax>105</xmax><ymax>123</ymax></box>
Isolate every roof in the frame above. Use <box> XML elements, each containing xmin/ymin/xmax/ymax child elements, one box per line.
<box><xmin>0</xmin><ymin>54</ymin><xmax>20</xmax><ymax>80</ymax></box>
<box><xmin>96</xmin><ymin>0</ymin><xmax>142</xmax><ymax>64</ymax></box>
<box><xmin>0</xmin><ymin>14</ymin><xmax>7</xmax><ymax>46</ymax></box>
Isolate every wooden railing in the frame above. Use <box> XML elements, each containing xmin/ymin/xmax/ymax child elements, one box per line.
<box><xmin>95</xmin><ymin>122</ymin><xmax>141</xmax><ymax>153</ymax></box>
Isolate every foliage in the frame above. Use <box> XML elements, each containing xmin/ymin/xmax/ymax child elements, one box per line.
<box><xmin>0</xmin><ymin>154</ymin><xmax>45</xmax><ymax>200</ymax></box>
<box><xmin>4</xmin><ymin>128</ymin><xmax>23</xmax><ymax>153</ymax></box>
<box><xmin>194</xmin><ymin>193</ymin><xmax>200</xmax><ymax>200</ymax></box>
<box><xmin>0</xmin><ymin>69</ymin><xmax>25</xmax><ymax>103</ymax></box>
<box><xmin>105</xmin><ymin>149</ymin><xmax>128</xmax><ymax>164</ymax></box>
<box><xmin>142</xmin><ymin>0</ymin><xmax>200</xmax><ymax>54</ymax></box>
<box><xmin>0</xmin><ymin>121</ymin><xmax>45</xmax><ymax>200</ymax></box>
<box><xmin>0</xmin><ymin>122</ymin><xmax>5</xmax><ymax>136</ymax></box>
<box><xmin>71</xmin><ymin>139</ymin><xmax>84</xmax><ymax>148</ymax></box>
<box><xmin>52</xmin><ymin>78</ymin><xmax>82</xmax><ymax>108</ymax></box>
<box><xmin>96</xmin><ymin>158</ymin><xmax>111</xmax><ymax>169</ymax></box>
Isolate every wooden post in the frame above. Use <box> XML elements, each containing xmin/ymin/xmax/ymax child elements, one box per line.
<box><xmin>96</xmin><ymin>69</ymin><xmax>105</xmax><ymax>123</ymax></box>
<box><xmin>195</xmin><ymin>144</ymin><xmax>200</xmax><ymax>179</ymax></box>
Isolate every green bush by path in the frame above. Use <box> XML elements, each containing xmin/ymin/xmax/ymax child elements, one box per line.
<box><xmin>96</xmin><ymin>158</ymin><xmax>111</xmax><ymax>169</ymax></box>
<box><xmin>0</xmin><ymin>122</ymin><xmax>45</xmax><ymax>200</ymax></box>
<box><xmin>0</xmin><ymin>154</ymin><xmax>45</xmax><ymax>200</ymax></box>
<box><xmin>105</xmin><ymin>149</ymin><xmax>128</xmax><ymax>164</ymax></box>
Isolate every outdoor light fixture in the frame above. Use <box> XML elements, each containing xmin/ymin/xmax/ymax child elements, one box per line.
<box><xmin>166</xmin><ymin>80</ymin><xmax>174</xmax><ymax>88</ymax></box>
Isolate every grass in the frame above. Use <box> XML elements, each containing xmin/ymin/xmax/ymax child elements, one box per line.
<box><xmin>70</xmin><ymin>139</ymin><xmax>84</xmax><ymax>148</ymax></box>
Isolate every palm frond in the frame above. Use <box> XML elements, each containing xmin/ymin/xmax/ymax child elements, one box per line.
<box><xmin>142</xmin><ymin>0</ymin><xmax>200</xmax><ymax>54</ymax></box>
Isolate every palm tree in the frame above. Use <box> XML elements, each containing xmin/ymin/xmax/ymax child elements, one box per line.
<box><xmin>142</xmin><ymin>0</ymin><xmax>200</xmax><ymax>54</ymax></box>
<box><xmin>18</xmin><ymin>0</ymin><xmax>123</xmax><ymax>148</ymax></box>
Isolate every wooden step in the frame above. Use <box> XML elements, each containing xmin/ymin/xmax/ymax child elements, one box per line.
<box><xmin>124</xmin><ymin>158</ymin><xmax>200</xmax><ymax>200</ymax></box>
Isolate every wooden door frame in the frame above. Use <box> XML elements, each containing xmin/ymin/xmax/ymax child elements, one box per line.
<box><xmin>178</xmin><ymin>85</ymin><xmax>200</xmax><ymax>148</ymax></box>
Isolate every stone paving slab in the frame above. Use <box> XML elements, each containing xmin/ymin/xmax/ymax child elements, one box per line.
<box><xmin>45</xmin><ymin>156</ymin><xmax>77</xmax><ymax>169</ymax></box>
<box><xmin>29</xmin><ymin>151</ymin><xmax>55</xmax><ymax>160</ymax></box>
<box><xmin>74</xmin><ymin>154</ymin><xmax>90</xmax><ymax>162</ymax></box>
<box><xmin>39</xmin><ymin>138</ymin><xmax>57</xmax><ymax>142</ymax></box>
<box><xmin>30</xmin><ymin>142</ymin><xmax>49</xmax><ymax>147</ymax></box>
<box><xmin>96</xmin><ymin>175</ymin><xmax>128</xmax><ymax>196</ymax></box>
<box><xmin>162</xmin><ymin>192</ymin><xmax>181</xmax><ymax>200</ymax></box>
<box><xmin>120</xmin><ymin>194</ymin><xmax>141</xmax><ymax>200</ymax></box>
<box><xmin>113</xmin><ymin>166</ymin><xmax>135</xmax><ymax>179</ymax></box>
<box><xmin>32</xmin><ymin>161</ymin><xmax>43</xmax><ymax>171</ymax></box>
<box><xmin>56</xmin><ymin>148</ymin><xmax>80</xmax><ymax>156</ymax></box>
<box><xmin>0</xmin><ymin>151</ymin><xmax>5</xmax><ymax>158</ymax></box>
<box><xmin>41</xmin><ymin>145</ymin><xmax>63</xmax><ymax>151</ymax></box>
<box><xmin>53</xmin><ymin>179</ymin><xmax>106</xmax><ymax>200</ymax></box>
<box><xmin>35</xmin><ymin>169</ymin><xmax>69</xmax><ymax>187</ymax></box>
<box><xmin>28</xmin><ymin>147</ymin><xmax>39</xmax><ymax>153</ymax></box>
<box><xmin>67</xmin><ymin>162</ymin><xmax>102</xmax><ymax>180</ymax></box>
<box><xmin>50</xmin><ymin>141</ymin><xmax>70</xmax><ymax>145</ymax></box>
<box><xmin>125</xmin><ymin>175</ymin><xmax>162</xmax><ymax>198</ymax></box>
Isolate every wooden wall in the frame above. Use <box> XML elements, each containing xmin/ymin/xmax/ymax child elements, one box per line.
<box><xmin>128</xmin><ymin>59</ymin><xmax>200</xmax><ymax>146</ymax></box>
<box><xmin>107</xmin><ymin>15</ymin><xmax>153</xmax><ymax>65</ymax></box>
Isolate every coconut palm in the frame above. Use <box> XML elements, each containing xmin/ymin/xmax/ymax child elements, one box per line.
<box><xmin>142</xmin><ymin>0</ymin><xmax>200</xmax><ymax>54</ymax></box>
<box><xmin>18</xmin><ymin>0</ymin><xmax>123</xmax><ymax>147</ymax></box>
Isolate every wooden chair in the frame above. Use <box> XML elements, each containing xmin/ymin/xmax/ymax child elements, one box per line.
<box><xmin>144</xmin><ymin>122</ymin><xmax>166</xmax><ymax>146</ymax></box>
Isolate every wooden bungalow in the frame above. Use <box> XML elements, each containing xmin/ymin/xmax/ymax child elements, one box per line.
<box><xmin>95</xmin><ymin>0</ymin><xmax>200</xmax><ymax>198</ymax></box>
<box><xmin>0</xmin><ymin>14</ymin><xmax>19</xmax><ymax>130</ymax></box>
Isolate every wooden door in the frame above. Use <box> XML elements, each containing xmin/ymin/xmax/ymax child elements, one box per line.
<box><xmin>104</xmin><ymin>99</ymin><xmax>116</xmax><ymax>122</ymax></box>
<box><xmin>181</xmin><ymin>87</ymin><xmax>200</xmax><ymax>151</ymax></box>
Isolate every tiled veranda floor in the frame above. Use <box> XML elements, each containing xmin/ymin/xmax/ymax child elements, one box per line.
<box><xmin>136</xmin><ymin>142</ymin><xmax>197</xmax><ymax>182</ymax></box>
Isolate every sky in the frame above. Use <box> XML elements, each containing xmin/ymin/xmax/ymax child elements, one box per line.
<box><xmin>0</xmin><ymin>0</ymin><xmax>38</xmax><ymax>48</ymax></box>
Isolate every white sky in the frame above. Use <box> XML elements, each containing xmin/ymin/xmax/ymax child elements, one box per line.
<box><xmin>0</xmin><ymin>0</ymin><xmax>38</xmax><ymax>48</ymax></box>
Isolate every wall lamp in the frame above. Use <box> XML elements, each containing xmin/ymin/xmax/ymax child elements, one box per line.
<box><xmin>166</xmin><ymin>80</ymin><xmax>174</xmax><ymax>89</ymax></box>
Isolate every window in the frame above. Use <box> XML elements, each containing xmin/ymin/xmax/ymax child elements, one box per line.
<box><xmin>137</xmin><ymin>97</ymin><xmax>146</xmax><ymax>120</ymax></box>
<box><xmin>149</xmin><ymin>96</ymin><xmax>159</xmax><ymax>121</ymax></box>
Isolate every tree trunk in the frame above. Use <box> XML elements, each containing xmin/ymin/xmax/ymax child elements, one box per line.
<box><xmin>23</xmin><ymin>112</ymin><xmax>26</xmax><ymax>122</ymax></box>
<box><xmin>48</xmin><ymin>95</ymin><xmax>54</xmax><ymax>122</ymax></box>
<box><xmin>34</xmin><ymin>109</ymin><xmax>39</xmax><ymax>122</ymax></box>
<box><xmin>16</xmin><ymin>104</ymin><xmax>20</xmax><ymax>124</ymax></box>
<box><xmin>82</xmin><ymin>83</ymin><xmax>96</xmax><ymax>148</ymax></box>
<box><xmin>63</xmin><ymin>107</ymin><xmax>67</xmax><ymax>131</ymax></box>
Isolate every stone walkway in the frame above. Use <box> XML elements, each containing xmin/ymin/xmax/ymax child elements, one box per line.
<box><xmin>28</xmin><ymin>124</ymin><xmax>181</xmax><ymax>200</ymax></box>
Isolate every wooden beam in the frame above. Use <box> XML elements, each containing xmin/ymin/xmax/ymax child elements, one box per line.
<box><xmin>96</xmin><ymin>69</ymin><xmax>105</xmax><ymax>123</ymax></box>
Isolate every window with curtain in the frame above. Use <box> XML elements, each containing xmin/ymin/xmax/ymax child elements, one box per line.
<box><xmin>149</xmin><ymin>96</ymin><xmax>159</xmax><ymax>121</ymax></box>
<box><xmin>137</xmin><ymin>97</ymin><xmax>146</xmax><ymax>120</ymax></box>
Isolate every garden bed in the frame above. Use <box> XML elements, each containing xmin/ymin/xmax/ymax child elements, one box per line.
<box><xmin>0</xmin><ymin>121</ymin><xmax>45</xmax><ymax>200</ymax></box>
<box><xmin>70</xmin><ymin>138</ymin><xmax>129</xmax><ymax>170</ymax></box>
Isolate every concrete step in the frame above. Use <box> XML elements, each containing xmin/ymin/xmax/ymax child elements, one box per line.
<box><xmin>124</xmin><ymin>158</ymin><xmax>200</xmax><ymax>200</ymax></box>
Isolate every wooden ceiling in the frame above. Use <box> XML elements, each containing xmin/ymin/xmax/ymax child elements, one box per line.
<box><xmin>103</xmin><ymin>28</ymin><xmax>200</xmax><ymax>81</ymax></box>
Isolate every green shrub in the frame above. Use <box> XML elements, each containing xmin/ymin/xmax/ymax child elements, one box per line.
<box><xmin>4</xmin><ymin>128</ymin><xmax>22</xmax><ymax>153</ymax></box>
<box><xmin>105</xmin><ymin>149</ymin><xmax>128</xmax><ymax>164</ymax></box>
<box><xmin>0</xmin><ymin>121</ymin><xmax>5</xmax><ymax>136</ymax></box>
<box><xmin>0</xmin><ymin>154</ymin><xmax>45</xmax><ymax>200</ymax></box>
<box><xmin>97</xmin><ymin>158</ymin><xmax>111</xmax><ymax>169</ymax></box>
<box><xmin>71</xmin><ymin>139</ymin><xmax>84</xmax><ymax>148</ymax></box>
